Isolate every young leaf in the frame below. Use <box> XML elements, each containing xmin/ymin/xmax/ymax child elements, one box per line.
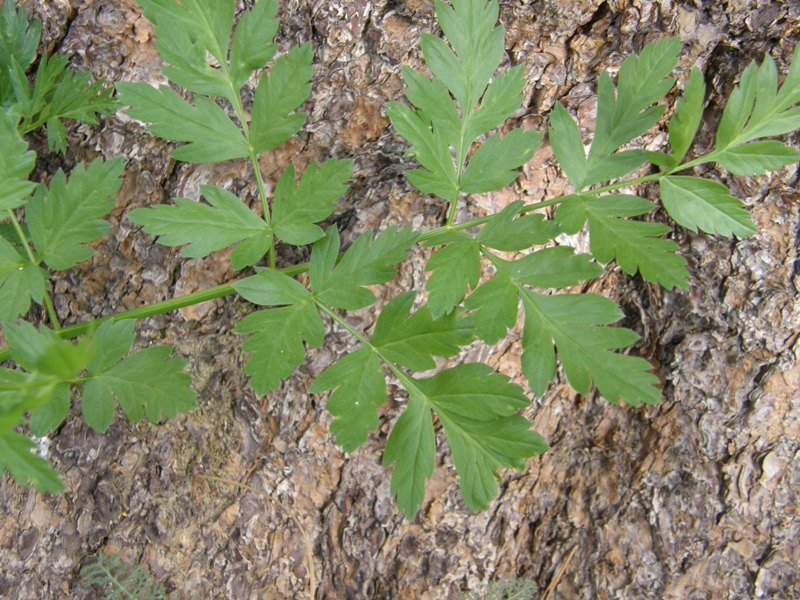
<box><xmin>310</xmin><ymin>347</ymin><xmax>386</xmax><ymax>452</ymax></box>
<box><xmin>476</xmin><ymin>200</ymin><xmax>559</xmax><ymax>251</ymax></box>
<box><xmin>250</xmin><ymin>44</ymin><xmax>313</xmax><ymax>153</ymax></box>
<box><xmin>234</xmin><ymin>269</ymin><xmax>325</xmax><ymax>395</ymax></box>
<box><xmin>425</xmin><ymin>236</ymin><xmax>481</xmax><ymax>318</ymax></box>
<box><xmin>0</xmin><ymin>431</ymin><xmax>64</xmax><ymax>493</ymax></box>
<box><xmin>0</xmin><ymin>236</ymin><xmax>46</xmax><ymax>322</ymax></box>
<box><xmin>26</xmin><ymin>157</ymin><xmax>124</xmax><ymax>271</ymax></box>
<box><xmin>271</xmin><ymin>159</ymin><xmax>354</xmax><ymax>246</ymax></box>
<box><xmin>371</xmin><ymin>291</ymin><xmax>474</xmax><ymax>371</ymax></box>
<box><xmin>116</xmin><ymin>83</ymin><xmax>249</xmax><ymax>163</ymax></box>
<box><xmin>660</xmin><ymin>176</ymin><xmax>757</xmax><ymax>237</ymax></box>
<box><xmin>311</xmin><ymin>226</ymin><xmax>419</xmax><ymax>310</ymax></box>
<box><xmin>81</xmin><ymin>346</ymin><xmax>196</xmax><ymax>432</ymax></box>
<box><xmin>0</xmin><ymin>111</ymin><xmax>37</xmax><ymax>211</ymax></box>
<box><xmin>519</xmin><ymin>291</ymin><xmax>661</xmax><ymax>405</ymax></box>
<box><xmin>556</xmin><ymin>195</ymin><xmax>690</xmax><ymax>289</ymax></box>
<box><xmin>128</xmin><ymin>184</ymin><xmax>270</xmax><ymax>270</ymax></box>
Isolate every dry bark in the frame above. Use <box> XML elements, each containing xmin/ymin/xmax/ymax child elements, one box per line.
<box><xmin>1</xmin><ymin>0</ymin><xmax>799</xmax><ymax>598</ymax></box>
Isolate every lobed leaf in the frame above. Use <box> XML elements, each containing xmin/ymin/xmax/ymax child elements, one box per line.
<box><xmin>476</xmin><ymin>200</ymin><xmax>559</xmax><ymax>251</ymax></box>
<box><xmin>660</xmin><ymin>176</ymin><xmax>756</xmax><ymax>237</ymax></box>
<box><xmin>250</xmin><ymin>44</ymin><xmax>314</xmax><ymax>153</ymax></box>
<box><xmin>371</xmin><ymin>291</ymin><xmax>474</xmax><ymax>371</ymax></box>
<box><xmin>0</xmin><ymin>431</ymin><xmax>64</xmax><ymax>493</ymax></box>
<box><xmin>312</xmin><ymin>226</ymin><xmax>419</xmax><ymax>310</ymax></box>
<box><xmin>0</xmin><ymin>236</ymin><xmax>46</xmax><ymax>322</ymax></box>
<box><xmin>0</xmin><ymin>111</ymin><xmax>37</xmax><ymax>211</ymax></box>
<box><xmin>26</xmin><ymin>157</ymin><xmax>124</xmax><ymax>271</ymax></box>
<box><xmin>116</xmin><ymin>83</ymin><xmax>249</xmax><ymax>163</ymax></box>
<box><xmin>556</xmin><ymin>195</ymin><xmax>690</xmax><ymax>289</ymax></box>
<box><xmin>519</xmin><ymin>291</ymin><xmax>661</xmax><ymax>405</ymax></box>
<box><xmin>384</xmin><ymin>363</ymin><xmax>547</xmax><ymax>516</ymax></box>
<box><xmin>82</xmin><ymin>345</ymin><xmax>196</xmax><ymax>433</ymax></box>
<box><xmin>425</xmin><ymin>235</ymin><xmax>481</xmax><ymax>318</ymax></box>
<box><xmin>310</xmin><ymin>347</ymin><xmax>385</xmax><ymax>452</ymax></box>
<box><xmin>272</xmin><ymin>159</ymin><xmax>354</xmax><ymax>246</ymax></box>
<box><xmin>128</xmin><ymin>185</ymin><xmax>270</xmax><ymax>270</ymax></box>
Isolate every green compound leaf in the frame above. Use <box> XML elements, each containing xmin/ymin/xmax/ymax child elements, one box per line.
<box><xmin>476</xmin><ymin>200</ymin><xmax>559</xmax><ymax>251</ymax></box>
<box><xmin>389</xmin><ymin>0</ymin><xmax>533</xmax><ymax>203</ymax></box>
<box><xmin>17</xmin><ymin>53</ymin><xmax>116</xmax><ymax>153</ymax></box>
<box><xmin>272</xmin><ymin>159</ymin><xmax>354</xmax><ymax>246</ymax></box>
<box><xmin>116</xmin><ymin>83</ymin><xmax>249</xmax><ymax>163</ymax></box>
<box><xmin>0</xmin><ymin>431</ymin><xmax>64</xmax><ymax>493</ymax></box>
<box><xmin>519</xmin><ymin>291</ymin><xmax>661</xmax><ymax>405</ymax></box>
<box><xmin>660</xmin><ymin>176</ymin><xmax>757</xmax><ymax>237</ymax></box>
<box><xmin>128</xmin><ymin>184</ymin><xmax>270</xmax><ymax>270</ymax></box>
<box><xmin>234</xmin><ymin>270</ymin><xmax>325</xmax><ymax>395</ymax></box>
<box><xmin>251</xmin><ymin>43</ymin><xmax>313</xmax><ymax>153</ymax></box>
<box><xmin>425</xmin><ymin>235</ymin><xmax>481</xmax><ymax>319</ymax></box>
<box><xmin>0</xmin><ymin>236</ymin><xmax>46</xmax><ymax>323</ymax></box>
<box><xmin>310</xmin><ymin>347</ymin><xmax>385</xmax><ymax>452</ymax></box>
<box><xmin>312</xmin><ymin>226</ymin><xmax>419</xmax><ymax>310</ymax></box>
<box><xmin>384</xmin><ymin>364</ymin><xmax>547</xmax><ymax>517</ymax></box>
<box><xmin>556</xmin><ymin>37</ymin><xmax>680</xmax><ymax>190</ymax></box>
<box><xmin>82</xmin><ymin>335</ymin><xmax>196</xmax><ymax>433</ymax></box>
<box><xmin>0</xmin><ymin>111</ymin><xmax>37</xmax><ymax>211</ymax></box>
<box><xmin>557</xmin><ymin>194</ymin><xmax>690</xmax><ymax>290</ymax></box>
<box><xmin>26</xmin><ymin>157</ymin><xmax>124</xmax><ymax>271</ymax></box>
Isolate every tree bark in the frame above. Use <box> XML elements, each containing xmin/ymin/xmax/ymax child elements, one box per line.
<box><xmin>1</xmin><ymin>0</ymin><xmax>798</xmax><ymax>598</ymax></box>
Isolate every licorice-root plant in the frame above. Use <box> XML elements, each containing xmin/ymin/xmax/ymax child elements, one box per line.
<box><xmin>1</xmin><ymin>0</ymin><xmax>799</xmax><ymax>518</ymax></box>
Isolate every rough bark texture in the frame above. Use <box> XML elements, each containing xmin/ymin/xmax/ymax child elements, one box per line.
<box><xmin>1</xmin><ymin>0</ymin><xmax>799</xmax><ymax>598</ymax></box>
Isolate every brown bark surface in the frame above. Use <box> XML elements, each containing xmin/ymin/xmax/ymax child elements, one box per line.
<box><xmin>1</xmin><ymin>1</ymin><xmax>799</xmax><ymax>598</ymax></box>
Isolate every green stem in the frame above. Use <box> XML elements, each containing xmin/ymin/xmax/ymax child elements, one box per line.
<box><xmin>6</xmin><ymin>209</ymin><xmax>61</xmax><ymax>330</ymax></box>
<box><xmin>1</xmin><ymin>149</ymin><xmax>708</xmax><ymax>362</ymax></box>
<box><xmin>314</xmin><ymin>300</ymin><xmax>415</xmax><ymax>387</ymax></box>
